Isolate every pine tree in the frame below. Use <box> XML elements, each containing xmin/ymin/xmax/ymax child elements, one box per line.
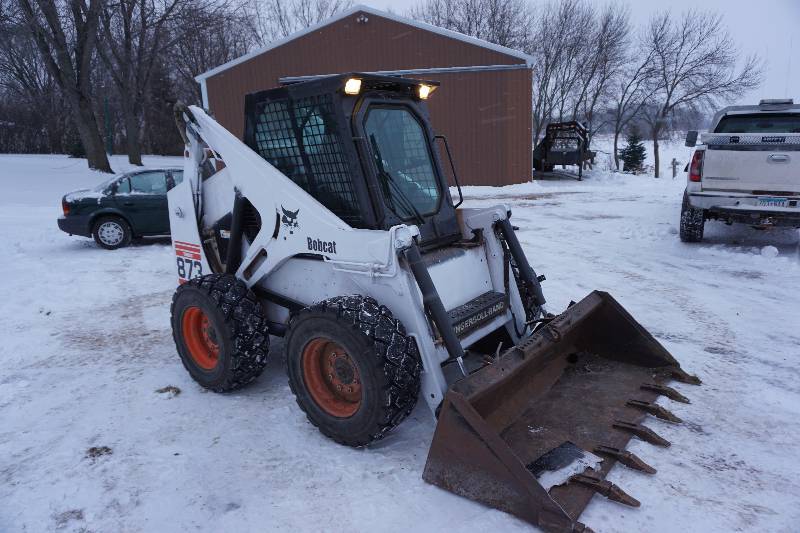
<box><xmin>619</xmin><ymin>129</ymin><xmax>647</xmax><ymax>174</ymax></box>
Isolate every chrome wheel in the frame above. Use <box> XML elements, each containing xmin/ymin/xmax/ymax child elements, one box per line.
<box><xmin>97</xmin><ymin>221</ymin><xmax>124</xmax><ymax>246</ymax></box>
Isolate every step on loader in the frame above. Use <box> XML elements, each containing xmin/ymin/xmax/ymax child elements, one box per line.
<box><xmin>167</xmin><ymin>73</ymin><xmax>699</xmax><ymax>532</ymax></box>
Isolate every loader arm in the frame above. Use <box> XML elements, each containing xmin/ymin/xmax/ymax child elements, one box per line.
<box><xmin>170</xmin><ymin>105</ymin><xmax>417</xmax><ymax>288</ymax></box>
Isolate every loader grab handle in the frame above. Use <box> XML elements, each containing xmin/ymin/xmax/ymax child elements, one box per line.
<box><xmin>402</xmin><ymin>242</ymin><xmax>465</xmax><ymax>362</ymax></box>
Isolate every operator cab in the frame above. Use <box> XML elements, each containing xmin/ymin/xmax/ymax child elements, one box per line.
<box><xmin>243</xmin><ymin>73</ymin><xmax>462</xmax><ymax>250</ymax></box>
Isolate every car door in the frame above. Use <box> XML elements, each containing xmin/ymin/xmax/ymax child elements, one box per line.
<box><xmin>115</xmin><ymin>170</ymin><xmax>169</xmax><ymax>235</ymax></box>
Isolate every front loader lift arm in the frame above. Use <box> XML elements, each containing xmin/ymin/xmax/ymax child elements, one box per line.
<box><xmin>172</xmin><ymin>105</ymin><xmax>414</xmax><ymax>289</ymax></box>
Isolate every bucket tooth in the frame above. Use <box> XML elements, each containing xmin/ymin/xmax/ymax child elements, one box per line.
<box><xmin>613</xmin><ymin>420</ymin><xmax>671</xmax><ymax>447</ymax></box>
<box><xmin>641</xmin><ymin>383</ymin><xmax>690</xmax><ymax>404</ymax></box>
<box><xmin>594</xmin><ymin>445</ymin><xmax>656</xmax><ymax>474</ymax></box>
<box><xmin>626</xmin><ymin>399</ymin><xmax>683</xmax><ymax>423</ymax></box>
<box><xmin>569</xmin><ymin>474</ymin><xmax>640</xmax><ymax>507</ymax></box>
<box><xmin>671</xmin><ymin>367</ymin><xmax>702</xmax><ymax>385</ymax></box>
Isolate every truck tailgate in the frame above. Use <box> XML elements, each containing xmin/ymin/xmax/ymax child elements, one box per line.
<box><xmin>701</xmin><ymin>133</ymin><xmax>800</xmax><ymax>194</ymax></box>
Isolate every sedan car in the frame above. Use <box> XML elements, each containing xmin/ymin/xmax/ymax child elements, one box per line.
<box><xmin>58</xmin><ymin>167</ymin><xmax>183</xmax><ymax>249</ymax></box>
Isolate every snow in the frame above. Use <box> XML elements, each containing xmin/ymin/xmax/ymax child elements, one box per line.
<box><xmin>535</xmin><ymin>450</ymin><xmax>604</xmax><ymax>492</ymax></box>
<box><xmin>1</xmin><ymin>149</ymin><xmax>800</xmax><ymax>533</ymax></box>
<box><xmin>64</xmin><ymin>189</ymin><xmax>105</xmax><ymax>202</ymax></box>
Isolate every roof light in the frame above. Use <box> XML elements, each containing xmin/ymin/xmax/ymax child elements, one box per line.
<box><xmin>418</xmin><ymin>84</ymin><xmax>433</xmax><ymax>100</ymax></box>
<box><xmin>759</xmin><ymin>98</ymin><xmax>793</xmax><ymax>106</ymax></box>
<box><xmin>344</xmin><ymin>78</ymin><xmax>361</xmax><ymax>95</ymax></box>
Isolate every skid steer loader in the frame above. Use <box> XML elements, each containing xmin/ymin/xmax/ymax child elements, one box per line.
<box><xmin>167</xmin><ymin>73</ymin><xmax>699</xmax><ymax>532</ymax></box>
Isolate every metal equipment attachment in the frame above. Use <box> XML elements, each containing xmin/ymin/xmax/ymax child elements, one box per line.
<box><xmin>424</xmin><ymin>290</ymin><xmax>700</xmax><ymax>532</ymax></box>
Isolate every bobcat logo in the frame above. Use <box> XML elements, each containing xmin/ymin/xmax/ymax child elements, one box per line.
<box><xmin>281</xmin><ymin>206</ymin><xmax>299</xmax><ymax>235</ymax></box>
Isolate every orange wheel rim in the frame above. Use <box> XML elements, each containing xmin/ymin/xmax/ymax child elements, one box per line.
<box><xmin>301</xmin><ymin>338</ymin><xmax>362</xmax><ymax>418</ymax></box>
<box><xmin>182</xmin><ymin>306</ymin><xmax>220</xmax><ymax>370</ymax></box>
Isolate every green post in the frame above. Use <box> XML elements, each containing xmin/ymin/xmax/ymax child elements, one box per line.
<box><xmin>104</xmin><ymin>95</ymin><xmax>113</xmax><ymax>155</ymax></box>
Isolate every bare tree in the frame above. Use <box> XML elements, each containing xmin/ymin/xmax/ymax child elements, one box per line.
<box><xmin>644</xmin><ymin>10</ymin><xmax>762</xmax><ymax>177</ymax></box>
<box><xmin>572</xmin><ymin>3</ymin><xmax>630</xmax><ymax>142</ymax></box>
<box><xmin>18</xmin><ymin>0</ymin><xmax>112</xmax><ymax>171</ymax></box>
<box><xmin>248</xmin><ymin>0</ymin><xmax>352</xmax><ymax>45</ymax></box>
<box><xmin>0</xmin><ymin>19</ymin><xmax>66</xmax><ymax>152</ymax></box>
<box><xmin>528</xmin><ymin>0</ymin><xmax>594</xmax><ymax>143</ymax></box>
<box><xmin>97</xmin><ymin>0</ymin><xmax>186</xmax><ymax>165</ymax></box>
<box><xmin>609</xmin><ymin>44</ymin><xmax>659</xmax><ymax>169</ymax></box>
<box><xmin>410</xmin><ymin>0</ymin><xmax>533</xmax><ymax>51</ymax></box>
<box><xmin>172</xmin><ymin>3</ymin><xmax>253</xmax><ymax>104</ymax></box>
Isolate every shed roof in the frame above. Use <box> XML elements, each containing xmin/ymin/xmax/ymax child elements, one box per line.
<box><xmin>195</xmin><ymin>4</ymin><xmax>533</xmax><ymax>82</ymax></box>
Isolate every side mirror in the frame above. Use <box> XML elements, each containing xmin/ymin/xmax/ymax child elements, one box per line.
<box><xmin>166</xmin><ymin>176</ymin><xmax>176</xmax><ymax>191</ymax></box>
<box><xmin>685</xmin><ymin>130</ymin><xmax>698</xmax><ymax>147</ymax></box>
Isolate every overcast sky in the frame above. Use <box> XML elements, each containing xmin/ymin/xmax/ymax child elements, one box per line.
<box><xmin>361</xmin><ymin>0</ymin><xmax>800</xmax><ymax>106</ymax></box>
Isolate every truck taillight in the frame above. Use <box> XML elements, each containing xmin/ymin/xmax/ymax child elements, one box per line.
<box><xmin>62</xmin><ymin>199</ymin><xmax>70</xmax><ymax>216</ymax></box>
<box><xmin>689</xmin><ymin>150</ymin><xmax>704</xmax><ymax>182</ymax></box>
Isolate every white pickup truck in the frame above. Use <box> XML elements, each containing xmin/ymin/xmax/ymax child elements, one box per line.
<box><xmin>680</xmin><ymin>99</ymin><xmax>800</xmax><ymax>242</ymax></box>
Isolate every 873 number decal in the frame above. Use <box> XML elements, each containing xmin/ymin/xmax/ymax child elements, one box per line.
<box><xmin>176</xmin><ymin>256</ymin><xmax>202</xmax><ymax>280</ymax></box>
<box><xmin>174</xmin><ymin>240</ymin><xmax>203</xmax><ymax>283</ymax></box>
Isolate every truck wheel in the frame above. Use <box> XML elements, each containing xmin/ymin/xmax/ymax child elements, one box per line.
<box><xmin>286</xmin><ymin>295</ymin><xmax>421</xmax><ymax>447</ymax></box>
<box><xmin>171</xmin><ymin>274</ymin><xmax>269</xmax><ymax>392</ymax></box>
<box><xmin>92</xmin><ymin>216</ymin><xmax>131</xmax><ymax>249</ymax></box>
<box><xmin>679</xmin><ymin>195</ymin><xmax>705</xmax><ymax>242</ymax></box>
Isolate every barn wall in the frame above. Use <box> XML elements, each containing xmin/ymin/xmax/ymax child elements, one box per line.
<box><xmin>204</xmin><ymin>10</ymin><xmax>532</xmax><ymax>186</ymax></box>
<box><xmin>411</xmin><ymin>68</ymin><xmax>532</xmax><ymax>186</ymax></box>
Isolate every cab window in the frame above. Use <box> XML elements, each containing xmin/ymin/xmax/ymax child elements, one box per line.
<box><xmin>363</xmin><ymin>106</ymin><xmax>441</xmax><ymax>220</ymax></box>
<box><xmin>129</xmin><ymin>171</ymin><xmax>167</xmax><ymax>194</ymax></box>
<box><xmin>715</xmin><ymin>113</ymin><xmax>800</xmax><ymax>133</ymax></box>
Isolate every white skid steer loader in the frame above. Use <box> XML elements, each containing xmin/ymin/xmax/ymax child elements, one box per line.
<box><xmin>167</xmin><ymin>73</ymin><xmax>699</xmax><ymax>532</ymax></box>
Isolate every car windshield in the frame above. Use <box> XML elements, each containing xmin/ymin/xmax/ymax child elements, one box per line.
<box><xmin>715</xmin><ymin>113</ymin><xmax>800</xmax><ymax>133</ymax></box>
<box><xmin>363</xmin><ymin>106</ymin><xmax>441</xmax><ymax>220</ymax></box>
<box><xmin>93</xmin><ymin>174</ymin><xmax>123</xmax><ymax>192</ymax></box>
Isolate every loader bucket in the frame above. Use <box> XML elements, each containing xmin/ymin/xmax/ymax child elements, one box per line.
<box><xmin>423</xmin><ymin>291</ymin><xmax>699</xmax><ymax>533</ymax></box>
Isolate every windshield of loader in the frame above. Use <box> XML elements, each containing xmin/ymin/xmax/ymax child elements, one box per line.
<box><xmin>363</xmin><ymin>107</ymin><xmax>441</xmax><ymax>220</ymax></box>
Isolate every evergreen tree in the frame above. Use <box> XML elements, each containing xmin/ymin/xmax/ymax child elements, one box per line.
<box><xmin>63</xmin><ymin>121</ymin><xmax>86</xmax><ymax>159</ymax></box>
<box><xmin>619</xmin><ymin>129</ymin><xmax>647</xmax><ymax>174</ymax></box>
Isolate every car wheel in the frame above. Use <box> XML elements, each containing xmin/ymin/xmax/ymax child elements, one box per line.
<box><xmin>92</xmin><ymin>216</ymin><xmax>132</xmax><ymax>249</ymax></box>
<box><xmin>679</xmin><ymin>194</ymin><xmax>705</xmax><ymax>243</ymax></box>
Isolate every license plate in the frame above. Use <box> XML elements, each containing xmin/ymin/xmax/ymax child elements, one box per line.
<box><xmin>758</xmin><ymin>197</ymin><xmax>789</xmax><ymax>207</ymax></box>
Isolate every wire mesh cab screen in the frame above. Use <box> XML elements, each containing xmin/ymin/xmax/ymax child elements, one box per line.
<box><xmin>250</xmin><ymin>93</ymin><xmax>362</xmax><ymax>226</ymax></box>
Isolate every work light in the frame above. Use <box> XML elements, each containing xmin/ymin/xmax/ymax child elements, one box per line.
<box><xmin>418</xmin><ymin>84</ymin><xmax>433</xmax><ymax>100</ymax></box>
<box><xmin>344</xmin><ymin>78</ymin><xmax>361</xmax><ymax>95</ymax></box>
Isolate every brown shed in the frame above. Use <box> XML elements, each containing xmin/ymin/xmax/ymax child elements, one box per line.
<box><xmin>196</xmin><ymin>5</ymin><xmax>533</xmax><ymax>186</ymax></box>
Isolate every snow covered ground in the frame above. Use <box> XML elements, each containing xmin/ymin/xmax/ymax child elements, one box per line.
<box><xmin>1</xmin><ymin>150</ymin><xmax>799</xmax><ymax>533</ymax></box>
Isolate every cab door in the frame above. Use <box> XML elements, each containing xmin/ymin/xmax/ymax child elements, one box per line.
<box><xmin>114</xmin><ymin>170</ymin><xmax>169</xmax><ymax>235</ymax></box>
<box><xmin>355</xmin><ymin>101</ymin><xmax>461</xmax><ymax>248</ymax></box>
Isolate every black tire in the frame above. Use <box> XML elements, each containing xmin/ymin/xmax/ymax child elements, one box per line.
<box><xmin>679</xmin><ymin>193</ymin><xmax>705</xmax><ymax>242</ymax></box>
<box><xmin>286</xmin><ymin>295</ymin><xmax>421</xmax><ymax>447</ymax></box>
<box><xmin>170</xmin><ymin>273</ymin><xmax>269</xmax><ymax>392</ymax></box>
<box><xmin>92</xmin><ymin>216</ymin><xmax>131</xmax><ymax>249</ymax></box>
